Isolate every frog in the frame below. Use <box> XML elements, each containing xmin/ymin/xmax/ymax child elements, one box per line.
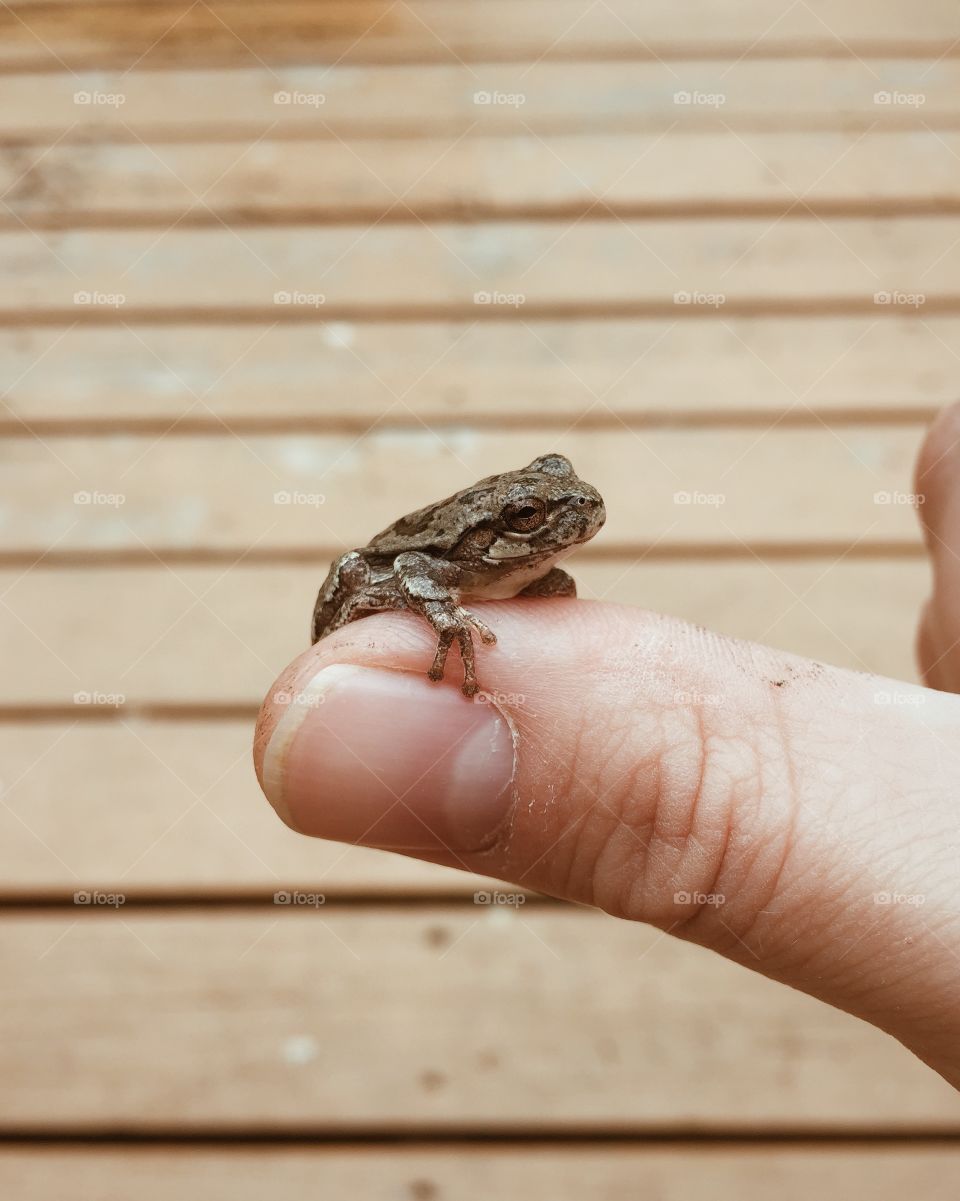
<box><xmin>310</xmin><ymin>453</ymin><xmax>606</xmax><ymax>697</ymax></box>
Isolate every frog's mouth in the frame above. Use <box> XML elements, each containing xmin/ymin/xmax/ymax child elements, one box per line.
<box><xmin>482</xmin><ymin>541</ymin><xmax>577</xmax><ymax>565</ymax></box>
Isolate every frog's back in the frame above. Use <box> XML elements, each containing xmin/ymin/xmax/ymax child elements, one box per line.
<box><xmin>365</xmin><ymin>479</ymin><xmax>499</xmax><ymax>556</ymax></box>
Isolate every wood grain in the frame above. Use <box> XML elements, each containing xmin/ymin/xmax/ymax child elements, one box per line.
<box><xmin>7</xmin><ymin>132</ymin><xmax>960</xmax><ymax>226</ymax></box>
<box><xmin>3</xmin><ymin>319</ymin><xmax>954</xmax><ymax>427</ymax></box>
<box><xmin>3</xmin><ymin>909</ymin><xmax>958</xmax><ymax>1128</ymax></box>
<box><xmin>3</xmin><ymin>0</ymin><xmax>960</xmax><ymax>67</ymax></box>
<box><xmin>1</xmin><ymin>220</ymin><xmax>955</xmax><ymax>318</ymax></box>
<box><xmin>3</xmin><ymin>1147</ymin><xmax>960</xmax><ymax>1200</ymax></box>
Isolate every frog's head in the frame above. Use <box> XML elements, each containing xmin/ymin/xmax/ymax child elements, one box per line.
<box><xmin>485</xmin><ymin>453</ymin><xmax>606</xmax><ymax>561</ymax></box>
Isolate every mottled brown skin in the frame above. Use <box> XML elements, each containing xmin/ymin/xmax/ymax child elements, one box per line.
<box><xmin>311</xmin><ymin>453</ymin><xmax>606</xmax><ymax>696</ymax></box>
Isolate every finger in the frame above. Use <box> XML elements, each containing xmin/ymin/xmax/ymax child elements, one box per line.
<box><xmin>254</xmin><ymin>600</ymin><xmax>960</xmax><ymax>1085</ymax></box>
<box><xmin>916</xmin><ymin>399</ymin><xmax>960</xmax><ymax>691</ymax></box>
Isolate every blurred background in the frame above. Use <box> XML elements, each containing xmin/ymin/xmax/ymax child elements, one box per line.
<box><xmin>2</xmin><ymin>0</ymin><xmax>960</xmax><ymax>1195</ymax></box>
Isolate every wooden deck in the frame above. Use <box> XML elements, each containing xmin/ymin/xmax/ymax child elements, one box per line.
<box><xmin>2</xmin><ymin>0</ymin><xmax>959</xmax><ymax>1193</ymax></box>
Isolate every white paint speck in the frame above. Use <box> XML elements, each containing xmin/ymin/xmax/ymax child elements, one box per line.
<box><xmin>282</xmin><ymin>1034</ymin><xmax>319</xmax><ymax>1065</ymax></box>
<box><xmin>322</xmin><ymin>323</ymin><xmax>355</xmax><ymax>348</ymax></box>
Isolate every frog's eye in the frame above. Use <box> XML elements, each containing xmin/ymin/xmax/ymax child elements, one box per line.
<box><xmin>504</xmin><ymin>497</ymin><xmax>546</xmax><ymax>533</ymax></box>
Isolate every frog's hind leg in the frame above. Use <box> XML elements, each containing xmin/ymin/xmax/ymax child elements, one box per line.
<box><xmin>518</xmin><ymin>566</ymin><xmax>576</xmax><ymax>598</ymax></box>
<box><xmin>311</xmin><ymin>551</ymin><xmax>372</xmax><ymax>643</ymax></box>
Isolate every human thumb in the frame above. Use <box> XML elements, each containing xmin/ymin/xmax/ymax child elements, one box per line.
<box><xmin>254</xmin><ymin>600</ymin><xmax>960</xmax><ymax>1084</ymax></box>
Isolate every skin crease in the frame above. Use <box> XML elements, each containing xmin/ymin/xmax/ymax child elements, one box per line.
<box><xmin>255</xmin><ymin>402</ymin><xmax>960</xmax><ymax>1090</ymax></box>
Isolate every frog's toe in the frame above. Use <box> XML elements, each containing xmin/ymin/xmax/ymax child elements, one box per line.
<box><xmin>465</xmin><ymin>611</ymin><xmax>497</xmax><ymax>644</ymax></box>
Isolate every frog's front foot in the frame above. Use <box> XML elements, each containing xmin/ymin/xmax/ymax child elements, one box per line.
<box><xmin>424</xmin><ymin>601</ymin><xmax>496</xmax><ymax>696</ymax></box>
<box><xmin>394</xmin><ymin>552</ymin><xmax>496</xmax><ymax>696</ymax></box>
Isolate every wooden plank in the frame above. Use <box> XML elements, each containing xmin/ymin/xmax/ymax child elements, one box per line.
<box><xmin>0</xmin><ymin>62</ymin><xmax>956</xmax><ymax>140</ymax></box>
<box><xmin>0</xmin><ymin>559</ymin><xmax>929</xmax><ymax>709</ymax></box>
<box><xmin>3</xmin><ymin>909</ymin><xmax>958</xmax><ymax>1127</ymax></box>
<box><xmin>3</xmin><ymin>1147</ymin><xmax>960</xmax><ymax>1200</ymax></box>
<box><xmin>1</xmin><ymin>427</ymin><xmax>926</xmax><ymax>554</ymax></box>
<box><xmin>0</xmin><ymin>719</ymin><xmax>497</xmax><ymax>895</ymax></box>
<box><xmin>1</xmin><ymin>220</ymin><xmax>956</xmax><ymax>317</ymax></box>
<box><xmin>2</xmin><ymin>318</ymin><xmax>955</xmax><ymax>427</ymax></box>
<box><xmin>2</xmin><ymin>0</ymin><xmax>960</xmax><ymax>67</ymax></box>
<box><xmin>7</xmin><ymin>132</ymin><xmax>960</xmax><ymax>226</ymax></box>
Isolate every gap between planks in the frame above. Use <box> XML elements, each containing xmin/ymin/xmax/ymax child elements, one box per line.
<box><xmin>0</xmin><ymin>1131</ymin><xmax>959</xmax><ymax>1146</ymax></box>
<box><xmin>0</xmin><ymin>410</ymin><xmax>941</xmax><ymax>436</ymax></box>
<box><xmin>10</xmin><ymin>203</ymin><xmax>960</xmax><ymax>230</ymax></box>
<box><xmin>4</xmin><ymin>302</ymin><xmax>960</xmax><ymax>326</ymax></box>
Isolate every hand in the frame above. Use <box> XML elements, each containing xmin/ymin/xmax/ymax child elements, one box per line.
<box><xmin>254</xmin><ymin>402</ymin><xmax>960</xmax><ymax>1088</ymax></box>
